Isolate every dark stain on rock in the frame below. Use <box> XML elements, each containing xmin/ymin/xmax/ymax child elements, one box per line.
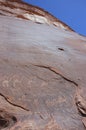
<box><xmin>0</xmin><ymin>110</ymin><xmax>17</xmax><ymax>129</ymax></box>
<box><xmin>58</xmin><ymin>48</ymin><xmax>64</xmax><ymax>51</ymax></box>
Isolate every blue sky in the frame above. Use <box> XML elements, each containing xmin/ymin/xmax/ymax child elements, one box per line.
<box><xmin>23</xmin><ymin>0</ymin><xmax>86</xmax><ymax>36</ymax></box>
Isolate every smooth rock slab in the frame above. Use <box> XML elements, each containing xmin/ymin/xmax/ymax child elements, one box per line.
<box><xmin>0</xmin><ymin>15</ymin><xmax>86</xmax><ymax>130</ymax></box>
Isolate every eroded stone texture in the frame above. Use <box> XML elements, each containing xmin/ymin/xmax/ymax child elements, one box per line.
<box><xmin>0</xmin><ymin>0</ymin><xmax>86</xmax><ymax>130</ymax></box>
<box><xmin>0</xmin><ymin>0</ymin><xmax>74</xmax><ymax>31</ymax></box>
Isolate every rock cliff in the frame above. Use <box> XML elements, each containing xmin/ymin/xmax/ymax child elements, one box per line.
<box><xmin>0</xmin><ymin>0</ymin><xmax>86</xmax><ymax>129</ymax></box>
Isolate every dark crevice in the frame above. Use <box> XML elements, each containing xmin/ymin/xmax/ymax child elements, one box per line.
<box><xmin>0</xmin><ymin>13</ymin><xmax>5</xmax><ymax>16</ymax></box>
<box><xmin>0</xmin><ymin>93</ymin><xmax>30</xmax><ymax>112</ymax></box>
<box><xmin>33</xmin><ymin>65</ymin><xmax>86</xmax><ymax>118</ymax></box>
<box><xmin>33</xmin><ymin>64</ymin><xmax>86</xmax><ymax>129</ymax></box>
<box><xmin>78</xmin><ymin>110</ymin><xmax>86</xmax><ymax>117</ymax></box>
<box><xmin>12</xmin><ymin>116</ymin><xmax>17</xmax><ymax>122</ymax></box>
<box><xmin>75</xmin><ymin>95</ymin><xmax>86</xmax><ymax>117</ymax></box>
<box><xmin>39</xmin><ymin>114</ymin><xmax>44</xmax><ymax>120</ymax></box>
<box><xmin>33</xmin><ymin>64</ymin><xmax>78</xmax><ymax>87</ymax></box>
<box><xmin>0</xmin><ymin>116</ymin><xmax>9</xmax><ymax>128</ymax></box>
<box><xmin>0</xmin><ymin>110</ymin><xmax>17</xmax><ymax>129</ymax></box>
<box><xmin>58</xmin><ymin>48</ymin><xmax>64</xmax><ymax>51</ymax></box>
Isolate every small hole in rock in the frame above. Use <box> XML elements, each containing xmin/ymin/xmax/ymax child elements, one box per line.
<box><xmin>0</xmin><ymin>110</ymin><xmax>17</xmax><ymax>129</ymax></box>
<box><xmin>0</xmin><ymin>116</ymin><xmax>9</xmax><ymax>128</ymax></box>
<box><xmin>12</xmin><ymin>116</ymin><xmax>17</xmax><ymax>123</ymax></box>
<box><xmin>58</xmin><ymin>48</ymin><xmax>64</xmax><ymax>51</ymax></box>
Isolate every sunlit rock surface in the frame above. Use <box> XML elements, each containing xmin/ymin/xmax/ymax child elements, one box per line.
<box><xmin>0</xmin><ymin>0</ymin><xmax>74</xmax><ymax>31</ymax></box>
<box><xmin>0</xmin><ymin>0</ymin><xmax>86</xmax><ymax>130</ymax></box>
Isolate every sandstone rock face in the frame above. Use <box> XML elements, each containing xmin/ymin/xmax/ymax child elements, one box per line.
<box><xmin>0</xmin><ymin>0</ymin><xmax>86</xmax><ymax>130</ymax></box>
<box><xmin>0</xmin><ymin>0</ymin><xmax>74</xmax><ymax>31</ymax></box>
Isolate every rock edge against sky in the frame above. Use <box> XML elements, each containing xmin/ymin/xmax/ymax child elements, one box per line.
<box><xmin>0</xmin><ymin>0</ymin><xmax>86</xmax><ymax>129</ymax></box>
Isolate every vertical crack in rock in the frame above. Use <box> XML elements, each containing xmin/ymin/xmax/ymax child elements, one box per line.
<box><xmin>0</xmin><ymin>93</ymin><xmax>30</xmax><ymax>112</ymax></box>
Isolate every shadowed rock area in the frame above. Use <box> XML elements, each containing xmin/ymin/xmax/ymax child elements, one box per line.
<box><xmin>0</xmin><ymin>0</ymin><xmax>86</xmax><ymax>130</ymax></box>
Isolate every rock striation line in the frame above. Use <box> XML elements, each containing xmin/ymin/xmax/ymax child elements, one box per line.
<box><xmin>33</xmin><ymin>64</ymin><xmax>86</xmax><ymax>119</ymax></box>
<box><xmin>0</xmin><ymin>93</ymin><xmax>30</xmax><ymax>112</ymax></box>
<box><xmin>33</xmin><ymin>64</ymin><xmax>78</xmax><ymax>87</ymax></box>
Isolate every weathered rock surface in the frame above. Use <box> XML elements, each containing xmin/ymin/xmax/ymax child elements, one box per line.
<box><xmin>0</xmin><ymin>0</ymin><xmax>86</xmax><ymax>130</ymax></box>
<box><xmin>0</xmin><ymin>0</ymin><xmax>74</xmax><ymax>31</ymax></box>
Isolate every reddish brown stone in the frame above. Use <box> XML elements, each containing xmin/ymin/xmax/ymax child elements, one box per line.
<box><xmin>0</xmin><ymin>0</ymin><xmax>86</xmax><ymax>130</ymax></box>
